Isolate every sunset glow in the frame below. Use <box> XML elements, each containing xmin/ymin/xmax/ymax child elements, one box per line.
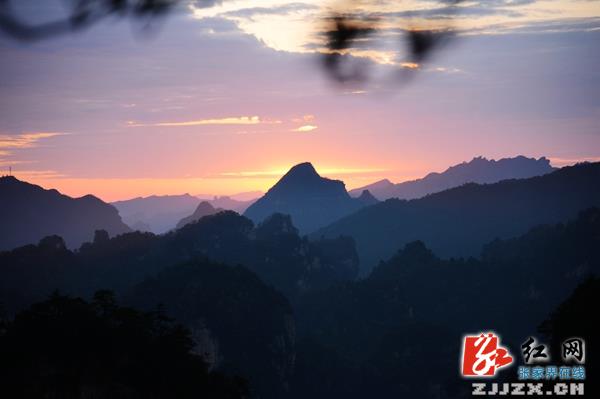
<box><xmin>1</xmin><ymin>0</ymin><xmax>599</xmax><ymax>201</ymax></box>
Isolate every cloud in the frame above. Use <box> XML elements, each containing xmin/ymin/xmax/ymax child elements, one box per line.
<box><xmin>0</xmin><ymin>132</ymin><xmax>66</xmax><ymax>149</ymax></box>
<box><xmin>293</xmin><ymin>124</ymin><xmax>318</xmax><ymax>132</ymax></box>
<box><xmin>292</xmin><ymin>114</ymin><xmax>315</xmax><ymax>123</ymax></box>
<box><xmin>188</xmin><ymin>0</ymin><xmax>600</xmax><ymax>63</ymax></box>
<box><xmin>127</xmin><ymin>116</ymin><xmax>282</xmax><ymax>127</ymax></box>
<box><xmin>0</xmin><ymin>132</ymin><xmax>67</xmax><ymax>171</ymax></box>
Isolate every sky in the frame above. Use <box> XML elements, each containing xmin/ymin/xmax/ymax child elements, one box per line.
<box><xmin>0</xmin><ymin>0</ymin><xmax>599</xmax><ymax>202</ymax></box>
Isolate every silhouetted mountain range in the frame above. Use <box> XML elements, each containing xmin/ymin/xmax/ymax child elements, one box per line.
<box><xmin>296</xmin><ymin>208</ymin><xmax>600</xmax><ymax>398</ymax></box>
<box><xmin>349</xmin><ymin>155</ymin><xmax>555</xmax><ymax>200</ymax></box>
<box><xmin>0</xmin><ymin>211</ymin><xmax>358</xmax><ymax>313</ymax></box>
<box><xmin>0</xmin><ymin>211</ymin><xmax>357</xmax><ymax>397</ymax></box>
<box><xmin>1</xmin><ymin>174</ymin><xmax>598</xmax><ymax>398</ymax></box>
<box><xmin>244</xmin><ymin>162</ymin><xmax>377</xmax><ymax>234</ymax></box>
<box><xmin>176</xmin><ymin>201</ymin><xmax>223</xmax><ymax>229</ymax></box>
<box><xmin>0</xmin><ymin>176</ymin><xmax>130</xmax><ymax>251</ymax></box>
<box><xmin>112</xmin><ymin>194</ymin><xmax>257</xmax><ymax>234</ymax></box>
<box><xmin>315</xmin><ymin>162</ymin><xmax>600</xmax><ymax>273</ymax></box>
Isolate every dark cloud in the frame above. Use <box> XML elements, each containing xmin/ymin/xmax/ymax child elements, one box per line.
<box><xmin>190</xmin><ymin>0</ymin><xmax>223</xmax><ymax>8</ymax></box>
<box><xmin>0</xmin><ymin>0</ymin><xmax>176</xmax><ymax>41</ymax></box>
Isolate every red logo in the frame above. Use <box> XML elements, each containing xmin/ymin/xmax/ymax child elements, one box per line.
<box><xmin>462</xmin><ymin>332</ymin><xmax>513</xmax><ymax>377</ymax></box>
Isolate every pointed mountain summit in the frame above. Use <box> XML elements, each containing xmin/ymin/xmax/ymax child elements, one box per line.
<box><xmin>244</xmin><ymin>162</ymin><xmax>368</xmax><ymax>234</ymax></box>
<box><xmin>269</xmin><ymin>162</ymin><xmax>348</xmax><ymax>197</ymax></box>
<box><xmin>0</xmin><ymin>176</ymin><xmax>130</xmax><ymax>250</ymax></box>
<box><xmin>350</xmin><ymin>179</ymin><xmax>394</xmax><ymax>198</ymax></box>
<box><xmin>175</xmin><ymin>201</ymin><xmax>223</xmax><ymax>229</ymax></box>
<box><xmin>356</xmin><ymin>190</ymin><xmax>379</xmax><ymax>206</ymax></box>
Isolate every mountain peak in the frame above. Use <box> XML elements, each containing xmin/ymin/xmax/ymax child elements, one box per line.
<box><xmin>195</xmin><ymin>201</ymin><xmax>216</xmax><ymax>213</ymax></box>
<box><xmin>280</xmin><ymin>162</ymin><xmax>320</xmax><ymax>182</ymax></box>
<box><xmin>175</xmin><ymin>201</ymin><xmax>221</xmax><ymax>230</ymax></box>
<box><xmin>244</xmin><ymin>162</ymin><xmax>364</xmax><ymax>234</ymax></box>
<box><xmin>357</xmin><ymin>189</ymin><xmax>379</xmax><ymax>206</ymax></box>
<box><xmin>0</xmin><ymin>177</ymin><xmax>130</xmax><ymax>250</ymax></box>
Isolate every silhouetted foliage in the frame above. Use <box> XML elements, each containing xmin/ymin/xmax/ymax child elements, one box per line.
<box><xmin>1</xmin><ymin>171</ymin><xmax>599</xmax><ymax>398</ymax></box>
<box><xmin>0</xmin><ymin>291</ymin><xmax>247</xmax><ymax>399</ymax></box>
<box><xmin>293</xmin><ymin>208</ymin><xmax>600</xmax><ymax>398</ymax></box>
<box><xmin>0</xmin><ymin>0</ymin><xmax>176</xmax><ymax>41</ymax></box>
<box><xmin>539</xmin><ymin>277</ymin><xmax>599</xmax><ymax>397</ymax></box>
<box><xmin>129</xmin><ymin>259</ymin><xmax>295</xmax><ymax>398</ymax></box>
<box><xmin>0</xmin><ymin>0</ymin><xmax>471</xmax><ymax>87</ymax></box>
<box><xmin>0</xmin><ymin>209</ymin><xmax>357</xmax><ymax>314</ymax></box>
<box><xmin>322</xmin><ymin>1</ymin><xmax>463</xmax><ymax>85</ymax></box>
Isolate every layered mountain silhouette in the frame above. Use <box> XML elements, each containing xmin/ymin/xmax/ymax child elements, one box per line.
<box><xmin>112</xmin><ymin>194</ymin><xmax>201</xmax><ymax>234</ymax></box>
<box><xmin>349</xmin><ymin>155</ymin><xmax>555</xmax><ymax>200</ymax></box>
<box><xmin>0</xmin><ymin>176</ymin><xmax>130</xmax><ymax>251</ymax></box>
<box><xmin>296</xmin><ymin>208</ymin><xmax>600</xmax><ymax>398</ymax></box>
<box><xmin>355</xmin><ymin>189</ymin><xmax>379</xmax><ymax>206</ymax></box>
<box><xmin>175</xmin><ymin>201</ymin><xmax>222</xmax><ymax>229</ymax></box>
<box><xmin>0</xmin><ymin>211</ymin><xmax>358</xmax><ymax>398</ymax></box>
<box><xmin>315</xmin><ymin>162</ymin><xmax>600</xmax><ymax>273</ymax></box>
<box><xmin>203</xmin><ymin>195</ymin><xmax>256</xmax><ymax>214</ymax></box>
<box><xmin>113</xmin><ymin>194</ymin><xmax>257</xmax><ymax>234</ymax></box>
<box><xmin>0</xmin><ymin>211</ymin><xmax>358</xmax><ymax>313</ymax></box>
<box><xmin>2</xmin><ymin>172</ymin><xmax>599</xmax><ymax>399</ymax></box>
<box><xmin>244</xmin><ymin>162</ymin><xmax>376</xmax><ymax>234</ymax></box>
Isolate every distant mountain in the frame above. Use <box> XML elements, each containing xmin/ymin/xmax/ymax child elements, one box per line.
<box><xmin>198</xmin><ymin>191</ymin><xmax>263</xmax><ymax>202</ymax></box>
<box><xmin>0</xmin><ymin>176</ymin><xmax>130</xmax><ymax>251</ymax></box>
<box><xmin>355</xmin><ymin>189</ymin><xmax>379</xmax><ymax>206</ymax></box>
<box><xmin>314</xmin><ymin>162</ymin><xmax>600</xmax><ymax>273</ymax></box>
<box><xmin>349</xmin><ymin>155</ymin><xmax>556</xmax><ymax>200</ymax></box>
<box><xmin>202</xmin><ymin>195</ymin><xmax>256</xmax><ymax>214</ymax></box>
<box><xmin>350</xmin><ymin>179</ymin><xmax>395</xmax><ymax>198</ymax></box>
<box><xmin>113</xmin><ymin>194</ymin><xmax>258</xmax><ymax>234</ymax></box>
<box><xmin>244</xmin><ymin>162</ymin><xmax>372</xmax><ymax>234</ymax></box>
<box><xmin>112</xmin><ymin>194</ymin><xmax>200</xmax><ymax>234</ymax></box>
<box><xmin>175</xmin><ymin>201</ymin><xmax>222</xmax><ymax>229</ymax></box>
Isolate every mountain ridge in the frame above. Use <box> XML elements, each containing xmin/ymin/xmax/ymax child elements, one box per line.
<box><xmin>315</xmin><ymin>162</ymin><xmax>600</xmax><ymax>273</ymax></box>
<box><xmin>349</xmin><ymin>155</ymin><xmax>555</xmax><ymax>200</ymax></box>
<box><xmin>175</xmin><ymin>201</ymin><xmax>223</xmax><ymax>229</ymax></box>
<box><xmin>0</xmin><ymin>176</ymin><xmax>131</xmax><ymax>250</ymax></box>
<box><xmin>113</xmin><ymin>193</ymin><xmax>257</xmax><ymax>233</ymax></box>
